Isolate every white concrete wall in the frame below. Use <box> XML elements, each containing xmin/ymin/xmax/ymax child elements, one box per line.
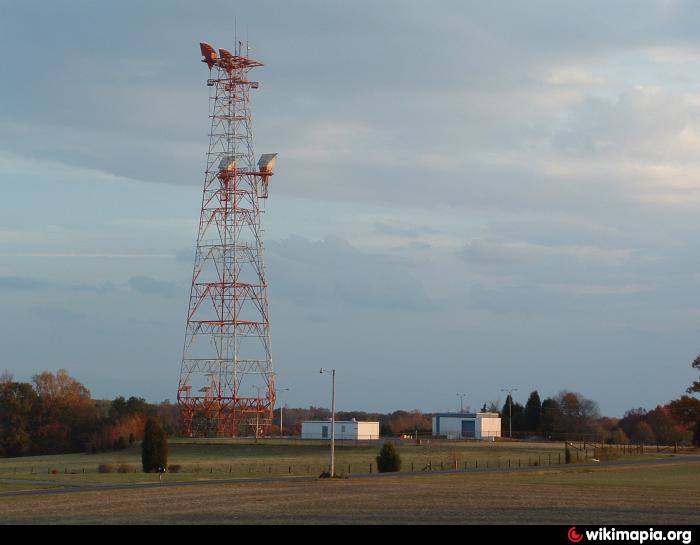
<box><xmin>356</xmin><ymin>421</ymin><xmax>380</xmax><ymax>440</ymax></box>
<box><xmin>476</xmin><ymin>415</ymin><xmax>501</xmax><ymax>439</ymax></box>
<box><xmin>301</xmin><ymin>421</ymin><xmax>379</xmax><ymax>440</ymax></box>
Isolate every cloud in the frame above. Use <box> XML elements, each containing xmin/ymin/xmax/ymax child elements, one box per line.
<box><xmin>372</xmin><ymin>221</ymin><xmax>438</xmax><ymax>239</ymax></box>
<box><xmin>29</xmin><ymin>306</ymin><xmax>83</xmax><ymax>322</ymax></box>
<box><xmin>0</xmin><ymin>276</ymin><xmax>46</xmax><ymax>290</ymax></box>
<box><xmin>267</xmin><ymin>235</ymin><xmax>434</xmax><ymax>311</ymax></box>
<box><xmin>459</xmin><ymin>240</ymin><xmax>634</xmax><ymax>269</ymax></box>
<box><xmin>126</xmin><ymin>276</ymin><xmax>180</xmax><ymax>297</ymax></box>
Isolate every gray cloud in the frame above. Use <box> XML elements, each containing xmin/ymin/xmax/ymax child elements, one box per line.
<box><xmin>29</xmin><ymin>306</ymin><xmax>83</xmax><ymax>322</ymax></box>
<box><xmin>126</xmin><ymin>276</ymin><xmax>179</xmax><ymax>297</ymax></box>
<box><xmin>268</xmin><ymin>235</ymin><xmax>434</xmax><ymax>311</ymax></box>
<box><xmin>0</xmin><ymin>276</ymin><xmax>46</xmax><ymax>290</ymax></box>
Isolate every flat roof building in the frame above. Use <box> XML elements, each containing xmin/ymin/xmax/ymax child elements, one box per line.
<box><xmin>431</xmin><ymin>412</ymin><xmax>501</xmax><ymax>440</ymax></box>
<box><xmin>301</xmin><ymin>420</ymin><xmax>379</xmax><ymax>441</ymax></box>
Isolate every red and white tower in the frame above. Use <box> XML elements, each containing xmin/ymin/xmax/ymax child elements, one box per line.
<box><xmin>177</xmin><ymin>42</ymin><xmax>277</xmax><ymax>437</ymax></box>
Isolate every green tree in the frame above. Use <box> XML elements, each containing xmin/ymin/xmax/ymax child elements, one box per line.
<box><xmin>524</xmin><ymin>390</ymin><xmax>542</xmax><ymax>433</ymax></box>
<box><xmin>556</xmin><ymin>391</ymin><xmax>600</xmax><ymax>436</ymax></box>
<box><xmin>687</xmin><ymin>354</ymin><xmax>700</xmax><ymax>394</ymax></box>
<box><xmin>376</xmin><ymin>442</ymin><xmax>402</xmax><ymax>473</ymax></box>
<box><xmin>0</xmin><ymin>382</ymin><xmax>39</xmax><ymax>456</ymax></box>
<box><xmin>501</xmin><ymin>395</ymin><xmax>524</xmax><ymax>436</ymax></box>
<box><xmin>109</xmin><ymin>396</ymin><xmax>128</xmax><ymax>421</ymax></box>
<box><xmin>141</xmin><ymin>417</ymin><xmax>168</xmax><ymax>473</ymax></box>
<box><xmin>541</xmin><ymin>398</ymin><xmax>562</xmax><ymax>437</ymax></box>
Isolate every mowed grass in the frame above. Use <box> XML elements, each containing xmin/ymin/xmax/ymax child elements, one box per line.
<box><xmin>0</xmin><ymin>482</ymin><xmax>62</xmax><ymax>493</ymax></box>
<box><xmin>0</xmin><ymin>438</ymin><xmax>653</xmax><ymax>484</ymax></box>
<box><xmin>0</xmin><ymin>460</ymin><xmax>698</xmax><ymax>524</ymax></box>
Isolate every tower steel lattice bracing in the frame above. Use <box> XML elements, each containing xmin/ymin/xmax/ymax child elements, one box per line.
<box><xmin>178</xmin><ymin>42</ymin><xmax>277</xmax><ymax>437</ymax></box>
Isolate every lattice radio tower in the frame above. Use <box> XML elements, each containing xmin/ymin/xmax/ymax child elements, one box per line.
<box><xmin>177</xmin><ymin>41</ymin><xmax>278</xmax><ymax>437</ymax></box>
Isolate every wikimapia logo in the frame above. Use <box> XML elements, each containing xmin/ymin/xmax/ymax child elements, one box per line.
<box><xmin>567</xmin><ymin>527</ymin><xmax>693</xmax><ymax>544</ymax></box>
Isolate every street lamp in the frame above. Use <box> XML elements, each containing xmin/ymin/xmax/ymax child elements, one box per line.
<box><xmin>320</xmin><ymin>368</ymin><xmax>336</xmax><ymax>477</ymax></box>
<box><xmin>456</xmin><ymin>393</ymin><xmax>467</xmax><ymax>413</ymax></box>
<box><xmin>500</xmin><ymin>387</ymin><xmax>518</xmax><ymax>438</ymax></box>
<box><xmin>253</xmin><ymin>385</ymin><xmax>263</xmax><ymax>441</ymax></box>
<box><xmin>278</xmin><ymin>387</ymin><xmax>290</xmax><ymax>438</ymax></box>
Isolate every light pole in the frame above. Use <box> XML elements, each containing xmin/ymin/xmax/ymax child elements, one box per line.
<box><xmin>320</xmin><ymin>368</ymin><xmax>336</xmax><ymax>477</ymax></box>
<box><xmin>456</xmin><ymin>393</ymin><xmax>467</xmax><ymax>413</ymax></box>
<box><xmin>278</xmin><ymin>387</ymin><xmax>290</xmax><ymax>438</ymax></box>
<box><xmin>253</xmin><ymin>385</ymin><xmax>262</xmax><ymax>441</ymax></box>
<box><xmin>500</xmin><ymin>388</ymin><xmax>518</xmax><ymax>438</ymax></box>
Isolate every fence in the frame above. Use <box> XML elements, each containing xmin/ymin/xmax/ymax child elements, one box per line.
<box><xmin>3</xmin><ymin>442</ymin><xmax>693</xmax><ymax>479</ymax></box>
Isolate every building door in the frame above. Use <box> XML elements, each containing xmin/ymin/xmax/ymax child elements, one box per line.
<box><xmin>322</xmin><ymin>425</ymin><xmax>328</xmax><ymax>439</ymax></box>
<box><xmin>461</xmin><ymin>419</ymin><xmax>475</xmax><ymax>438</ymax></box>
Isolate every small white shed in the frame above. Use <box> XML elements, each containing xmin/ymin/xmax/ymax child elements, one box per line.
<box><xmin>301</xmin><ymin>420</ymin><xmax>380</xmax><ymax>440</ymax></box>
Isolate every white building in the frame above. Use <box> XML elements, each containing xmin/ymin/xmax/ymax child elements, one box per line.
<box><xmin>431</xmin><ymin>412</ymin><xmax>501</xmax><ymax>440</ymax></box>
<box><xmin>301</xmin><ymin>420</ymin><xmax>380</xmax><ymax>440</ymax></box>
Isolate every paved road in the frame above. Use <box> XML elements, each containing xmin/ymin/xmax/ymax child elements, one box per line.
<box><xmin>1</xmin><ymin>454</ymin><xmax>698</xmax><ymax>498</ymax></box>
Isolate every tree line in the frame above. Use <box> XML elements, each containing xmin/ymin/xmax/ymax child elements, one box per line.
<box><xmin>494</xmin><ymin>356</ymin><xmax>700</xmax><ymax>444</ymax></box>
<box><xmin>0</xmin><ymin>369</ymin><xmax>179</xmax><ymax>457</ymax></box>
<box><xmin>1</xmin><ymin>356</ymin><xmax>698</xmax><ymax>458</ymax></box>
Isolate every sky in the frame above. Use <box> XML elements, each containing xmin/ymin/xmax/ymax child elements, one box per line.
<box><xmin>1</xmin><ymin>1</ymin><xmax>700</xmax><ymax>417</ymax></box>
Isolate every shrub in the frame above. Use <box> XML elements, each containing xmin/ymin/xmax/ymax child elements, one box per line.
<box><xmin>114</xmin><ymin>436</ymin><xmax>127</xmax><ymax>450</ymax></box>
<box><xmin>117</xmin><ymin>464</ymin><xmax>131</xmax><ymax>474</ymax></box>
<box><xmin>565</xmin><ymin>444</ymin><xmax>572</xmax><ymax>464</ymax></box>
<box><xmin>168</xmin><ymin>464</ymin><xmax>182</xmax><ymax>473</ymax></box>
<box><xmin>98</xmin><ymin>463</ymin><xmax>115</xmax><ymax>473</ymax></box>
<box><xmin>141</xmin><ymin>417</ymin><xmax>168</xmax><ymax>473</ymax></box>
<box><xmin>376</xmin><ymin>442</ymin><xmax>402</xmax><ymax>473</ymax></box>
<box><xmin>693</xmin><ymin>421</ymin><xmax>700</xmax><ymax>448</ymax></box>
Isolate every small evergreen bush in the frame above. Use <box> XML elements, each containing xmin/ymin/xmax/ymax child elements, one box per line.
<box><xmin>376</xmin><ymin>442</ymin><xmax>402</xmax><ymax>473</ymax></box>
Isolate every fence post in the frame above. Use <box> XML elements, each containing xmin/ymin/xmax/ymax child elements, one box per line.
<box><xmin>369</xmin><ymin>463</ymin><xmax>372</xmax><ymax>474</ymax></box>
<box><xmin>475</xmin><ymin>460</ymin><xmax>478</xmax><ymax>469</ymax></box>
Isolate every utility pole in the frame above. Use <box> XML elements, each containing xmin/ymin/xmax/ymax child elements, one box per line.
<box><xmin>456</xmin><ymin>393</ymin><xmax>467</xmax><ymax>413</ymax></box>
<box><xmin>320</xmin><ymin>368</ymin><xmax>336</xmax><ymax>477</ymax></box>
<box><xmin>500</xmin><ymin>388</ymin><xmax>518</xmax><ymax>438</ymax></box>
<box><xmin>278</xmin><ymin>387</ymin><xmax>290</xmax><ymax>437</ymax></box>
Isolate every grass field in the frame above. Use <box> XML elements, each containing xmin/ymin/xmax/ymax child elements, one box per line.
<box><xmin>0</xmin><ymin>459</ymin><xmax>698</xmax><ymax>524</ymax></box>
<box><xmin>0</xmin><ymin>438</ymin><xmax>664</xmax><ymax>485</ymax></box>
